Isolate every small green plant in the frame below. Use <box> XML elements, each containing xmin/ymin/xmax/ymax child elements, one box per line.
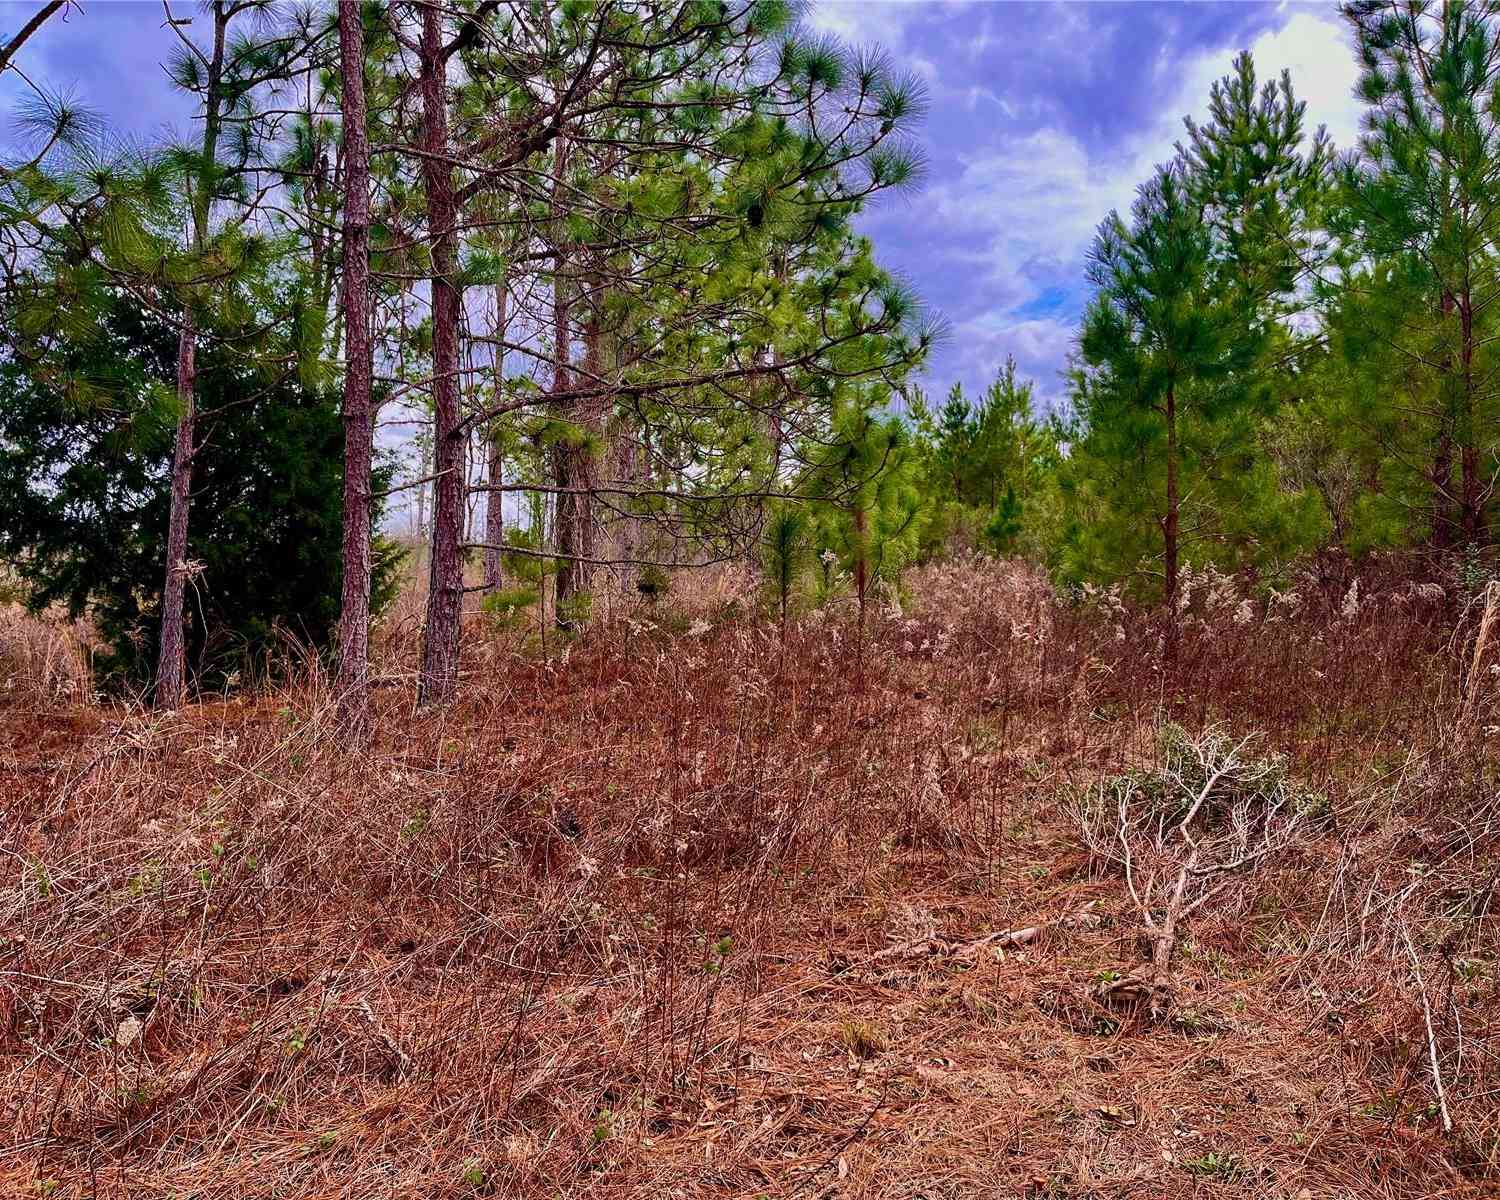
<box><xmin>1181</xmin><ymin>1150</ymin><xmax>1242</xmax><ymax>1180</ymax></box>
<box><xmin>1360</xmin><ymin>1092</ymin><xmax>1403</xmax><ymax>1120</ymax></box>
<box><xmin>460</xmin><ymin>1158</ymin><xmax>487</xmax><ymax>1188</ymax></box>
<box><xmin>1171</xmin><ymin>1006</ymin><xmax>1215</xmax><ymax>1034</ymax></box>
<box><xmin>481</xmin><ymin>586</ymin><xmax>540</xmax><ymax>631</ymax></box>
<box><xmin>127</xmin><ymin>859</ymin><xmax>166</xmax><ymax>898</ymax></box>
<box><xmin>703</xmin><ymin>934</ymin><xmax>733</xmax><ymax>975</ymax></box>
<box><xmin>592</xmin><ymin>1109</ymin><xmax>618</xmax><ymax>1143</ymax></box>
<box><xmin>23</xmin><ymin>858</ymin><xmax>52</xmax><ymax>900</ymax></box>
<box><xmin>760</xmin><ymin>503</ymin><xmax>810</xmax><ymax>637</ymax></box>
<box><xmin>117</xmin><ymin>1082</ymin><xmax>157</xmax><ymax>1107</ymax></box>
<box><xmin>400</xmin><ymin>807</ymin><xmax>430</xmax><ymax>840</ymax></box>
<box><xmin>1458</xmin><ymin>542</ymin><xmax>1496</xmax><ymax>598</ymax></box>
<box><xmin>1453</xmin><ymin>957</ymin><xmax>1488</xmax><ymax>982</ymax></box>
<box><xmin>557</xmin><ymin>590</ymin><xmax>593</xmax><ymax>631</ymax></box>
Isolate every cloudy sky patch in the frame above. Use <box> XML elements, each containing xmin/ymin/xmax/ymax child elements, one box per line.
<box><xmin>811</xmin><ymin>1</ymin><xmax>1363</xmax><ymax>404</ymax></box>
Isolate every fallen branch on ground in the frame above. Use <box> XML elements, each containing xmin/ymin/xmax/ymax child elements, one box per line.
<box><xmin>871</xmin><ymin>903</ymin><xmax>1102</xmax><ymax>964</ymax></box>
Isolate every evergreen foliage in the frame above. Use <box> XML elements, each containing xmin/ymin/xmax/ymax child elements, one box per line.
<box><xmin>761</xmin><ymin>503</ymin><xmax>811</xmax><ymax>634</ymax></box>
<box><xmin>0</xmin><ymin>291</ymin><xmax>402</xmax><ymax>688</ymax></box>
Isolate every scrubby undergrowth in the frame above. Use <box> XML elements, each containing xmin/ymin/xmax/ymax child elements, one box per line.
<box><xmin>2</xmin><ymin>557</ymin><xmax>1498</xmax><ymax>1199</ymax></box>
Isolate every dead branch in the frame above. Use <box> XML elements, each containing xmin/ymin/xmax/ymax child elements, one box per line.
<box><xmin>870</xmin><ymin>904</ymin><xmax>1102</xmax><ymax>965</ymax></box>
<box><xmin>1076</xmin><ymin>726</ymin><xmax>1308</xmax><ymax>1021</ymax></box>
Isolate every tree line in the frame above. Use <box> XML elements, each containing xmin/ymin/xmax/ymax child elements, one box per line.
<box><xmin>931</xmin><ymin>2</ymin><xmax>1500</xmax><ymax>611</ymax></box>
<box><xmin>0</xmin><ymin>0</ymin><xmax>933</xmax><ymax>725</ymax></box>
<box><xmin>4</xmin><ymin>0</ymin><xmax>1499</xmax><ymax>720</ymax></box>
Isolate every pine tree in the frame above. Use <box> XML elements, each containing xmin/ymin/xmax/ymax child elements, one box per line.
<box><xmin>1073</xmin><ymin>163</ymin><xmax>1264</xmax><ymax>608</ymax></box>
<box><xmin>0</xmin><ymin>289</ymin><xmax>402</xmax><ymax>689</ymax></box>
<box><xmin>760</xmin><ymin>504</ymin><xmax>811</xmax><ymax>643</ymax></box>
<box><xmin>334</xmin><ymin>0</ymin><xmax>376</xmax><ymax>734</ymax></box>
<box><xmin>360</xmin><ymin>3</ymin><xmax>930</xmax><ymax>700</ymax></box>
<box><xmin>152</xmin><ymin>0</ymin><xmax>305</xmax><ymax>706</ymax></box>
<box><xmin>803</xmin><ymin>399</ymin><xmax>925</xmax><ymax>632</ymax></box>
<box><xmin>1180</xmin><ymin>50</ymin><xmax>1333</xmax><ymax>311</ymax></box>
<box><xmin>909</xmin><ymin>356</ymin><xmax>1054</xmax><ymax>553</ymax></box>
<box><xmin>1340</xmin><ymin>0</ymin><xmax>1500</xmax><ymax>548</ymax></box>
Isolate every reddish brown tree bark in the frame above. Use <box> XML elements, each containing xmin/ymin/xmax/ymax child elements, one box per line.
<box><xmin>156</xmin><ymin>322</ymin><xmax>195</xmax><ymax>708</ymax></box>
<box><xmin>155</xmin><ymin>1</ymin><xmax>228</xmax><ymax>708</ymax></box>
<box><xmin>483</xmin><ymin>282</ymin><xmax>507</xmax><ymax>593</ymax></box>
<box><xmin>416</xmin><ymin>0</ymin><xmax>466</xmax><ymax>705</ymax></box>
<box><xmin>1429</xmin><ymin>288</ymin><xmax>1460</xmax><ymax>552</ymax></box>
<box><xmin>609</xmin><ymin>416</ymin><xmax>641</xmax><ymax>568</ymax></box>
<box><xmin>1163</xmin><ymin>382</ymin><xmax>1179</xmax><ymax>612</ymax></box>
<box><xmin>334</xmin><ymin>0</ymin><xmax>374</xmax><ymax>733</ymax></box>
<box><xmin>1459</xmin><ymin>289</ymin><xmax>1484</xmax><ymax>544</ymax></box>
<box><xmin>548</xmin><ymin>134</ymin><xmax>586</xmax><ymax>619</ymax></box>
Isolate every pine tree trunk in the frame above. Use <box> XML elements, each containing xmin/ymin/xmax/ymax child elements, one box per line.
<box><xmin>482</xmin><ymin>282</ymin><xmax>507</xmax><ymax>593</ymax></box>
<box><xmin>766</xmin><ymin>258</ymin><xmax>788</xmax><ymax>482</ymax></box>
<box><xmin>334</xmin><ymin>0</ymin><xmax>374</xmax><ymax>733</ymax></box>
<box><xmin>571</xmin><ymin>293</ymin><xmax>607</xmax><ymax>583</ymax></box>
<box><xmin>549</xmin><ymin>174</ymin><xmax>606</xmax><ymax>621</ymax></box>
<box><xmin>1431</xmin><ymin>431</ymin><xmax>1456</xmax><ymax>550</ymax></box>
<box><xmin>154</xmin><ymin>3</ymin><xmax>227</xmax><ymax>709</ymax></box>
<box><xmin>611</xmin><ymin>422</ymin><xmax>639</xmax><ymax>568</ymax></box>
<box><xmin>549</xmin><ymin>135</ymin><xmax>584</xmax><ymax>621</ymax></box>
<box><xmin>483</xmin><ymin>441</ymin><xmax>504</xmax><ymax>591</ymax></box>
<box><xmin>416</xmin><ymin>1</ymin><xmax>465</xmax><ymax>706</ymax></box>
<box><xmin>1460</xmin><ymin>291</ymin><xmax>1483</xmax><ymax>544</ymax></box>
<box><xmin>1432</xmin><ymin>289</ymin><xmax>1460</xmax><ymax>551</ymax></box>
<box><xmin>1163</xmin><ymin>383</ymin><xmax>1179</xmax><ymax>612</ymax></box>
<box><xmin>155</xmin><ymin>321</ymin><xmax>195</xmax><ymax>709</ymax></box>
<box><xmin>854</xmin><ymin>503</ymin><xmax>868</xmax><ymax>635</ymax></box>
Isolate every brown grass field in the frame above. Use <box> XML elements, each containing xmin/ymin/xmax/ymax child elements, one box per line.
<box><xmin>3</xmin><ymin>557</ymin><xmax>1499</xmax><ymax>1199</ymax></box>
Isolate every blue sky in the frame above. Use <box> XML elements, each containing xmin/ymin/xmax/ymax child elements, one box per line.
<box><xmin>1</xmin><ymin>1</ymin><xmax>1365</xmax><ymax>408</ymax></box>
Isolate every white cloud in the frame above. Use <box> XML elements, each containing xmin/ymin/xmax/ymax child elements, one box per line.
<box><xmin>925</xmin><ymin>127</ymin><xmax>1134</xmax><ymax>306</ymax></box>
<box><xmin>945</xmin><ymin>313</ymin><xmax>1077</xmax><ymax>404</ymax></box>
<box><xmin>802</xmin><ymin>0</ymin><xmax>926</xmax><ymax>51</ymax></box>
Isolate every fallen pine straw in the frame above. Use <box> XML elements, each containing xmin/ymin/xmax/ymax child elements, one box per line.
<box><xmin>2</xmin><ymin>557</ymin><xmax>1497</xmax><ymax>1198</ymax></box>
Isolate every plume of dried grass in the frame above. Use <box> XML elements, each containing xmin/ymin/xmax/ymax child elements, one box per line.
<box><xmin>0</xmin><ymin>602</ymin><xmax>93</xmax><ymax>706</ymax></box>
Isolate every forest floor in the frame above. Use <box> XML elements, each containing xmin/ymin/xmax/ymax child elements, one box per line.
<box><xmin>2</xmin><ymin>558</ymin><xmax>1498</xmax><ymax>1199</ymax></box>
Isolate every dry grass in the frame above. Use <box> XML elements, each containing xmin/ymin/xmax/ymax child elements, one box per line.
<box><xmin>2</xmin><ymin>556</ymin><xmax>1499</xmax><ymax>1198</ymax></box>
<box><xmin>0</xmin><ymin>602</ymin><xmax>93</xmax><ymax>706</ymax></box>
